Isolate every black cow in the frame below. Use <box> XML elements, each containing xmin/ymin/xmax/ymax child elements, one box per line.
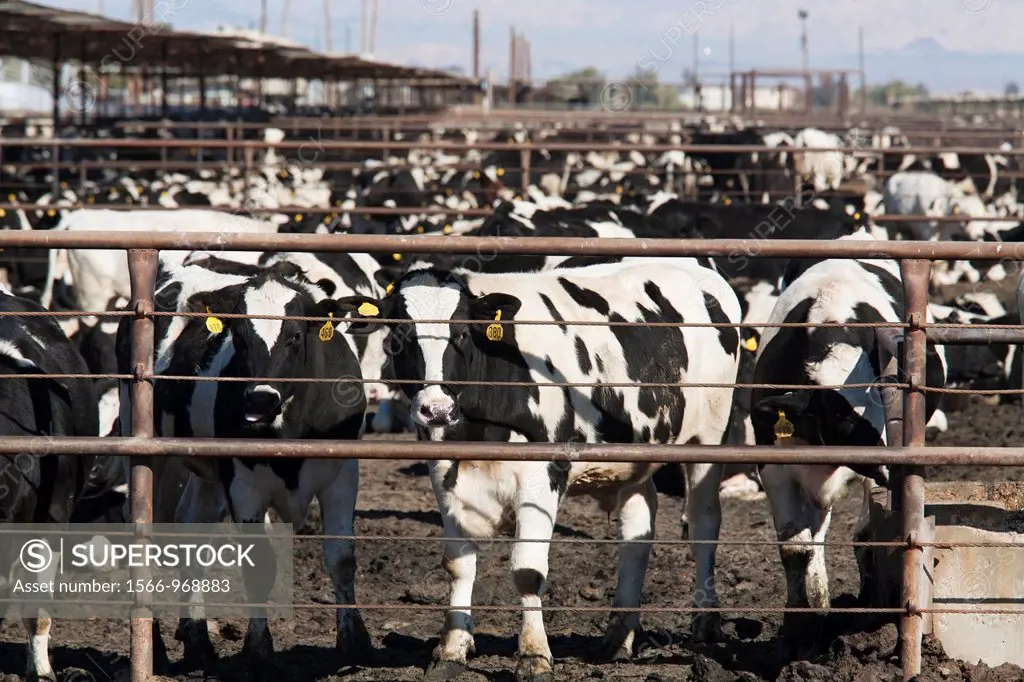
<box><xmin>114</xmin><ymin>258</ymin><xmax>373</xmax><ymax>673</ymax></box>
<box><xmin>0</xmin><ymin>287</ymin><xmax>99</xmax><ymax>682</ymax></box>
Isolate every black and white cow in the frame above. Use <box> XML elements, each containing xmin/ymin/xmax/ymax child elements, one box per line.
<box><xmin>114</xmin><ymin>257</ymin><xmax>373</xmax><ymax>671</ymax></box>
<box><xmin>749</xmin><ymin>232</ymin><xmax>947</xmax><ymax>640</ymax></box>
<box><xmin>0</xmin><ymin>285</ymin><xmax>99</xmax><ymax>682</ymax></box>
<box><xmin>342</xmin><ymin>258</ymin><xmax>741</xmax><ymax>680</ymax></box>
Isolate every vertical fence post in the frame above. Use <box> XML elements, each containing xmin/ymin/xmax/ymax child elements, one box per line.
<box><xmin>899</xmin><ymin>258</ymin><xmax>929</xmax><ymax>681</ymax></box>
<box><xmin>128</xmin><ymin>249</ymin><xmax>158</xmax><ymax>682</ymax></box>
<box><xmin>520</xmin><ymin>148</ymin><xmax>530</xmax><ymax>193</ymax></box>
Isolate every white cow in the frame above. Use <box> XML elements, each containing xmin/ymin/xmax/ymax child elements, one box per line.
<box><xmin>40</xmin><ymin>209</ymin><xmax>280</xmax><ymax>312</ymax></box>
<box><xmin>882</xmin><ymin>171</ymin><xmax>960</xmax><ymax>241</ymax></box>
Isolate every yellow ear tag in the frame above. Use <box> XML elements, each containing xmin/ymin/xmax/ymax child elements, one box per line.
<box><xmin>417</xmin><ymin>226</ymin><xmax>425</xmax><ymax>233</ymax></box>
<box><xmin>616</xmin><ymin>186</ymin><xmax>623</xmax><ymax>194</ymax></box>
<box><xmin>443</xmin><ymin>224</ymin><xmax>452</xmax><ymax>234</ymax></box>
<box><xmin>319</xmin><ymin>313</ymin><xmax>335</xmax><ymax>342</ymax></box>
<box><xmin>743</xmin><ymin>336</ymin><xmax>758</xmax><ymax>352</ymax></box>
<box><xmin>7</xmin><ymin>194</ymin><xmax>15</xmax><ymax>202</ymax></box>
<box><xmin>392</xmin><ymin>253</ymin><xmax>402</xmax><ymax>261</ymax></box>
<box><xmin>496</xmin><ymin>168</ymin><xmax>505</xmax><ymax>177</ymax></box>
<box><xmin>294</xmin><ymin>214</ymin><xmax>303</xmax><ymax>222</ymax></box>
<box><xmin>87</xmin><ymin>196</ymin><xmax>94</xmax><ymax>204</ymax></box>
<box><xmin>485</xmin><ymin>310</ymin><xmax>504</xmax><ymax>342</ymax></box>
<box><xmin>385</xmin><ymin>282</ymin><xmax>395</xmax><ymax>295</ymax></box>
<box><xmin>358</xmin><ymin>302</ymin><xmax>379</xmax><ymax>317</ymax></box>
<box><xmin>47</xmin><ymin>209</ymin><xmax>56</xmax><ymax>217</ymax></box>
<box><xmin>205</xmin><ymin>308</ymin><xmax>223</xmax><ymax>334</ymax></box>
<box><xmin>774</xmin><ymin>410</ymin><xmax>795</xmax><ymax>440</ymax></box>
<box><xmin>0</xmin><ymin>209</ymin><xmax>5</xmax><ymax>217</ymax></box>
<box><xmin>723</xmin><ymin>198</ymin><xmax>732</xmax><ymax>205</ymax></box>
<box><xmin>853</xmin><ymin>212</ymin><xmax>861</xmax><ymax>220</ymax></box>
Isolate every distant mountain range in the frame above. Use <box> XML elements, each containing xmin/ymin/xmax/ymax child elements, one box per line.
<box><xmin>852</xmin><ymin>38</ymin><xmax>1022</xmax><ymax>94</ymax></box>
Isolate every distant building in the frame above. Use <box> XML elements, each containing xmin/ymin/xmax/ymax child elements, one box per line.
<box><xmin>678</xmin><ymin>82</ymin><xmax>800</xmax><ymax>111</ymax></box>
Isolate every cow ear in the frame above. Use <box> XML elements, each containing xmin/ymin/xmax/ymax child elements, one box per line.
<box><xmin>314</xmin><ymin>278</ymin><xmax>337</xmax><ymax>297</ymax></box>
<box><xmin>469</xmin><ymin>293</ymin><xmax>521</xmax><ymax>323</ymax></box>
<box><xmin>468</xmin><ymin>293</ymin><xmax>521</xmax><ymax>342</ymax></box>
<box><xmin>373</xmin><ymin>269</ymin><xmax>394</xmax><ymax>290</ymax></box>
<box><xmin>327</xmin><ymin>295</ymin><xmax>388</xmax><ymax>335</ymax></box>
<box><xmin>751</xmin><ymin>390</ymin><xmax>817</xmax><ymax>442</ymax></box>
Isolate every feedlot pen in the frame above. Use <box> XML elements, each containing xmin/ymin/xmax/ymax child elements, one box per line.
<box><xmin>0</xmin><ymin>233</ymin><xmax>1019</xmax><ymax>682</ymax></box>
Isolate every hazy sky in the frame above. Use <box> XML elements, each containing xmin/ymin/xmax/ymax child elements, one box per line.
<box><xmin>41</xmin><ymin>0</ymin><xmax>1024</xmax><ymax>84</ymax></box>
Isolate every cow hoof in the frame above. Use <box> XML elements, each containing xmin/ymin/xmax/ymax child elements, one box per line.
<box><xmin>691</xmin><ymin>613</ymin><xmax>723</xmax><ymax>643</ymax></box>
<box><xmin>601</xmin><ymin>614</ymin><xmax>636</xmax><ymax>661</ymax></box>
<box><xmin>514</xmin><ymin>655</ymin><xmax>553</xmax><ymax>682</ymax></box>
<box><xmin>604</xmin><ymin>643</ymin><xmax>632</xmax><ymax>662</ymax></box>
<box><xmin>241</xmin><ymin>630</ymin><xmax>274</xmax><ymax>661</ymax></box>
<box><xmin>337</xmin><ymin>615</ymin><xmax>375</xmax><ymax>665</ymax></box>
<box><xmin>423</xmin><ymin>659</ymin><xmax>467</xmax><ymax>681</ymax></box>
<box><xmin>178</xmin><ymin>633</ymin><xmax>217</xmax><ymax>671</ymax></box>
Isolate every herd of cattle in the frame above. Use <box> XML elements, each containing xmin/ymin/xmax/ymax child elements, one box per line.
<box><xmin>1</xmin><ymin>118</ymin><xmax>1023</xmax><ymax>681</ymax></box>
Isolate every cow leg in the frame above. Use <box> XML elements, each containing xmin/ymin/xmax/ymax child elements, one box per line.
<box><xmin>228</xmin><ymin>493</ymin><xmax>277</xmax><ymax>668</ymax></box>
<box><xmin>853</xmin><ymin>477</ymin><xmax>876</xmax><ymax>604</ymax></box>
<box><xmin>22</xmin><ymin>540</ymin><xmax>60</xmax><ymax>682</ymax></box>
<box><xmin>759</xmin><ymin>464</ymin><xmax>831</xmax><ymax>640</ymax></box>
<box><xmin>686</xmin><ymin>461</ymin><xmax>724</xmax><ymax>642</ymax></box>
<box><xmin>172</xmin><ymin>474</ymin><xmax>224</xmax><ymax>670</ymax></box>
<box><xmin>316</xmin><ymin>459</ymin><xmax>373</xmax><ymax>663</ymax></box>
<box><xmin>510</xmin><ymin>487</ymin><xmax>558</xmax><ymax>682</ymax></box>
<box><xmin>603</xmin><ymin>479</ymin><xmax>657</xmax><ymax>660</ymax></box>
<box><xmin>426</xmin><ymin>518</ymin><xmax>478</xmax><ymax>680</ymax></box>
<box><xmin>23</xmin><ymin>617</ymin><xmax>54</xmax><ymax>682</ymax></box>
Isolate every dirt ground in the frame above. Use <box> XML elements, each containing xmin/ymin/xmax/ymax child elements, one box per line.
<box><xmin>0</xmin><ymin>399</ymin><xmax>1021</xmax><ymax>682</ymax></box>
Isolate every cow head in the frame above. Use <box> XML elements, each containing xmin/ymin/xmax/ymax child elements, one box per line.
<box><xmin>751</xmin><ymin>389</ymin><xmax>888</xmax><ymax>485</ymax></box>
<box><xmin>191</xmin><ymin>270</ymin><xmax>362</xmax><ymax>433</ymax></box>
<box><xmin>338</xmin><ymin>268</ymin><xmax>522</xmax><ymax>430</ymax></box>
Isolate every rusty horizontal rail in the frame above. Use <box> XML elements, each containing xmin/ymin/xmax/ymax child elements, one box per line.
<box><xmin>2</xmin><ymin>231</ymin><xmax>1024</xmax><ymax>260</ymax></box>
<box><xmin>9</xmin><ymin>527</ymin><xmax>1011</xmax><ymax>549</ymax></box>
<box><xmin>14</xmin><ymin>372</ymin><xmax>1024</xmax><ymax>396</ymax></box>
<box><xmin>6</xmin><ymin>203</ymin><xmax>1024</xmax><ymax>224</ymax></box>
<box><xmin>0</xmin><ymin>599</ymin><xmax>1013</xmax><ymax>615</ymax></box>
<box><xmin>5</xmin><ymin>138</ymin><xmax>1024</xmax><ymax>154</ymax></box>
<box><xmin>7</xmin><ymin>437</ymin><xmax>1024</xmax><ymax>465</ymax></box>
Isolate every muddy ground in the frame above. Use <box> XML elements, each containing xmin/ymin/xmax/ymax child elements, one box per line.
<box><xmin>0</xmin><ymin>399</ymin><xmax>1020</xmax><ymax>681</ymax></box>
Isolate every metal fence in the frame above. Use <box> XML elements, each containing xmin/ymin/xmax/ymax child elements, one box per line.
<box><xmin>0</xmin><ymin>232</ymin><xmax>1023</xmax><ymax>681</ymax></box>
<box><xmin>4</xmin><ymin>136</ymin><xmax>1024</xmax><ymax>215</ymax></box>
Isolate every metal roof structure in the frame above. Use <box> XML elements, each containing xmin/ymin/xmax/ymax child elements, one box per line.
<box><xmin>0</xmin><ymin>0</ymin><xmax>473</xmax><ymax>86</ymax></box>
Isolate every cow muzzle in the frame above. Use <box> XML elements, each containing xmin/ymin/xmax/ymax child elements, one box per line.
<box><xmin>243</xmin><ymin>385</ymin><xmax>282</xmax><ymax>423</ymax></box>
<box><xmin>412</xmin><ymin>396</ymin><xmax>460</xmax><ymax>428</ymax></box>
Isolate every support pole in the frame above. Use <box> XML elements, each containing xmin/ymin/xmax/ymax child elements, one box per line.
<box><xmin>899</xmin><ymin>258</ymin><xmax>929</xmax><ymax>682</ymax></box>
<box><xmin>128</xmin><ymin>249</ymin><xmax>157</xmax><ymax>682</ymax></box>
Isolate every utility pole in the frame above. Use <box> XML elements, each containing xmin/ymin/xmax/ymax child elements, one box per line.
<box><xmin>858</xmin><ymin>25</ymin><xmax>867</xmax><ymax>113</ymax></box>
<box><xmin>728</xmin><ymin>22</ymin><xmax>735</xmax><ymax>111</ymax></box>
<box><xmin>472</xmin><ymin>9</ymin><xmax>480</xmax><ymax>80</ymax></box>
<box><xmin>799</xmin><ymin>9</ymin><xmax>810</xmax><ymax>112</ymax></box>
<box><xmin>525</xmin><ymin>38</ymin><xmax>531</xmax><ymax>85</ymax></box>
<box><xmin>260</xmin><ymin>0</ymin><xmax>267</xmax><ymax>33</ymax></box>
<box><xmin>369</xmin><ymin>0</ymin><xmax>379</xmax><ymax>53</ymax></box>
<box><xmin>509</xmin><ymin>25</ymin><xmax>517</xmax><ymax>104</ymax></box>
<box><xmin>324</xmin><ymin>0</ymin><xmax>333</xmax><ymax>51</ymax></box>
<box><xmin>361</xmin><ymin>0</ymin><xmax>369</xmax><ymax>53</ymax></box>
<box><xmin>281</xmin><ymin>0</ymin><xmax>292</xmax><ymax>37</ymax></box>
<box><xmin>693</xmin><ymin>30</ymin><xmax>701</xmax><ymax>110</ymax></box>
